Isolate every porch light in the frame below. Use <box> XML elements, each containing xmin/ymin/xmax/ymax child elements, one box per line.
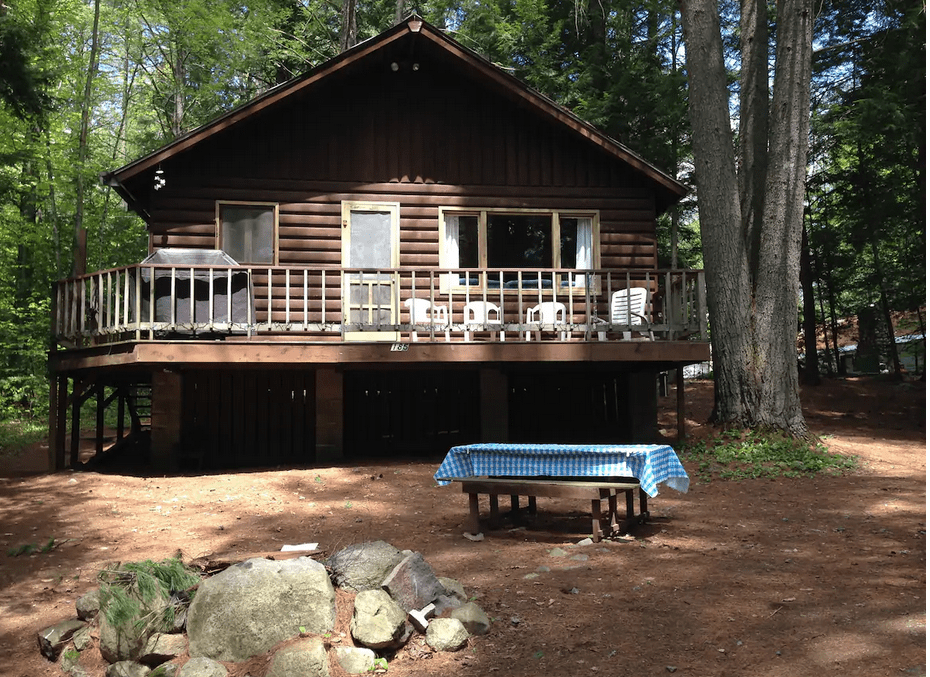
<box><xmin>391</xmin><ymin>62</ymin><xmax>399</xmax><ymax>72</ymax></box>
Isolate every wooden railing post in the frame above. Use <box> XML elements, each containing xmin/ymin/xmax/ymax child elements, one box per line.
<box><xmin>49</xmin><ymin>265</ymin><xmax>709</xmax><ymax>346</ymax></box>
<box><xmin>697</xmin><ymin>271</ymin><xmax>709</xmax><ymax>340</ymax></box>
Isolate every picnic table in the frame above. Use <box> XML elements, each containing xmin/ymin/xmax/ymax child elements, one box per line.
<box><xmin>434</xmin><ymin>443</ymin><xmax>689</xmax><ymax>541</ymax></box>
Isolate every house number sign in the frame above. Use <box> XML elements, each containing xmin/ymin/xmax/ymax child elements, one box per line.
<box><xmin>390</xmin><ymin>343</ymin><xmax>409</xmax><ymax>352</ymax></box>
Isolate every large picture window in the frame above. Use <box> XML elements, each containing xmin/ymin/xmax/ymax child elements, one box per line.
<box><xmin>217</xmin><ymin>202</ymin><xmax>278</xmax><ymax>265</ymax></box>
<box><xmin>440</xmin><ymin>208</ymin><xmax>598</xmax><ymax>287</ymax></box>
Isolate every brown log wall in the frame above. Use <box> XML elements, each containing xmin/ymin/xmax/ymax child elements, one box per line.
<box><xmin>143</xmin><ymin>55</ymin><xmax>659</xmax><ymax>277</ymax></box>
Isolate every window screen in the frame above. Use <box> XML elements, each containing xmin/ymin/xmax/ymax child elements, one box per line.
<box><xmin>220</xmin><ymin>205</ymin><xmax>275</xmax><ymax>264</ymax></box>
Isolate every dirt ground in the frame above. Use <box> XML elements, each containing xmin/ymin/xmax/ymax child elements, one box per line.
<box><xmin>0</xmin><ymin>376</ymin><xmax>924</xmax><ymax>677</ymax></box>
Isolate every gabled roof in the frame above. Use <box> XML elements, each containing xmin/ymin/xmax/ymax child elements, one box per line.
<box><xmin>103</xmin><ymin>16</ymin><xmax>687</xmax><ymax>213</ymax></box>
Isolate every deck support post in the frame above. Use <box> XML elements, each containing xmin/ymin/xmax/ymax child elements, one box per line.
<box><xmin>151</xmin><ymin>369</ymin><xmax>182</xmax><ymax>472</ymax></box>
<box><xmin>676</xmin><ymin>368</ymin><xmax>686</xmax><ymax>442</ymax></box>
<box><xmin>70</xmin><ymin>377</ymin><xmax>83</xmax><ymax>468</ymax></box>
<box><xmin>479</xmin><ymin>367</ymin><xmax>508</xmax><ymax>442</ymax></box>
<box><xmin>48</xmin><ymin>375</ymin><xmax>65</xmax><ymax>471</ymax></box>
<box><xmin>47</xmin><ymin>375</ymin><xmax>57</xmax><ymax>471</ymax></box>
<box><xmin>96</xmin><ymin>383</ymin><xmax>105</xmax><ymax>457</ymax></box>
<box><xmin>315</xmin><ymin>367</ymin><xmax>343</xmax><ymax>461</ymax></box>
<box><xmin>56</xmin><ymin>376</ymin><xmax>68</xmax><ymax>470</ymax></box>
<box><xmin>117</xmin><ymin>388</ymin><xmax>125</xmax><ymax>442</ymax></box>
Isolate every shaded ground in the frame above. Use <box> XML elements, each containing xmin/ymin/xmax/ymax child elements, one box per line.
<box><xmin>0</xmin><ymin>376</ymin><xmax>925</xmax><ymax>677</ymax></box>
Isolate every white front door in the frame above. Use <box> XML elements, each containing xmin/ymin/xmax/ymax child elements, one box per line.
<box><xmin>342</xmin><ymin>202</ymin><xmax>400</xmax><ymax>341</ymax></box>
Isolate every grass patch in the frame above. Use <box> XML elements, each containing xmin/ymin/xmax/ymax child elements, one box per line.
<box><xmin>683</xmin><ymin>429</ymin><xmax>857</xmax><ymax>481</ymax></box>
<box><xmin>7</xmin><ymin>537</ymin><xmax>61</xmax><ymax>557</ymax></box>
<box><xmin>0</xmin><ymin>418</ymin><xmax>46</xmax><ymax>458</ymax></box>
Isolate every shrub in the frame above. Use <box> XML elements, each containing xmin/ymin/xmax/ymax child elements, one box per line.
<box><xmin>682</xmin><ymin>429</ymin><xmax>857</xmax><ymax>481</ymax></box>
<box><xmin>97</xmin><ymin>558</ymin><xmax>201</xmax><ymax>638</ymax></box>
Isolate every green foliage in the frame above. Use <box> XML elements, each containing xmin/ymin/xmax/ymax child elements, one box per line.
<box><xmin>683</xmin><ymin>429</ymin><xmax>857</xmax><ymax>481</ymax></box>
<box><xmin>7</xmin><ymin>542</ymin><xmax>39</xmax><ymax>556</ymax></box>
<box><xmin>0</xmin><ymin>0</ymin><xmax>916</xmax><ymax>422</ymax></box>
<box><xmin>808</xmin><ymin>0</ymin><xmax>925</xmax><ymax>321</ymax></box>
<box><xmin>0</xmin><ymin>416</ymin><xmax>46</xmax><ymax>457</ymax></box>
<box><xmin>0</xmin><ymin>2</ymin><xmax>53</xmax><ymax>120</ymax></box>
<box><xmin>97</xmin><ymin>558</ymin><xmax>201</xmax><ymax>638</ymax></box>
<box><xmin>7</xmin><ymin>537</ymin><xmax>58</xmax><ymax>556</ymax></box>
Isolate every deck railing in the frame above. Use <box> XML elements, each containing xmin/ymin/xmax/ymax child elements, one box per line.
<box><xmin>52</xmin><ymin>265</ymin><xmax>707</xmax><ymax>346</ymax></box>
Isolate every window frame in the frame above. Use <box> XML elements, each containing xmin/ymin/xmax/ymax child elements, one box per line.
<box><xmin>215</xmin><ymin>201</ymin><xmax>280</xmax><ymax>266</ymax></box>
<box><xmin>439</xmin><ymin>207</ymin><xmax>600</xmax><ymax>291</ymax></box>
<box><xmin>340</xmin><ymin>200</ymin><xmax>401</xmax><ymax>269</ymax></box>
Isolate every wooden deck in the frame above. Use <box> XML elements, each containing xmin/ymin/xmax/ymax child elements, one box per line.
<box><xmin>52</xmin><ymin>265</ymin><xmax>708</xmax><ymax>353</ymax></box>
<box><xmin>50</xmin><ymin>336</ymin><xmax>710</xmax><ymax>372</ymax></box>
<box><xmin>48</xmin><ymin>265</ymin><xmax>709</xmax><ymax>472</ymax></box>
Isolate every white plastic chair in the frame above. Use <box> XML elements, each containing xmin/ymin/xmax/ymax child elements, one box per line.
<box><xmin>404</xmin><ymin>297</ymin><xmax>449</xmax><ymax>341</ymax></box>
<box><xmin>610</xmin><ymin>287</ymin><xmax>653</xmax><ymax>340</ymax></box>
<box><xmin>525</xmin><ymin>301</ymin><xmax>567</xmax><ymax>341</ymax></box>
<box><xmin>463</xmin><ymin>301</ymin><xmax>504</xmax><ymax>341</ymax></box>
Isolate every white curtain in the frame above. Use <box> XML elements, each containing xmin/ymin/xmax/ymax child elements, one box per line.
<box><xmin>574</xmin><ymin>217</ymin><xmax>593</xmax><ymax>286</ymax></box>
<box><xmin>445</xmin><ymin>214</ymin><xmax>460</xmax><ymax>266</ymax></box>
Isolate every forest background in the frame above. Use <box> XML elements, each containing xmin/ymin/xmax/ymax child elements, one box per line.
<box><xmin>0</xmin><ymin>0</ymin><xmax>924</xmax><ymax>445</ymax></box>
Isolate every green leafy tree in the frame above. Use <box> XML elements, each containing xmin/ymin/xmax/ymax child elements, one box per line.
<box><xmin>808</xmin><ymin>0</ymin><xmax>925</xmax><ymax>375</ymax></box>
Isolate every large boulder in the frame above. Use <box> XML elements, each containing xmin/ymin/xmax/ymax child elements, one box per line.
<box><xmin>75</xmin><ymin>588</ymin><xmax>101</xmax><ymax>621</ymax></box>
<box><xmin>141</xmin><ymin>633</ymin><xmax>188</xmax><ymax>666</ymax></box>
<box><xmin>186</xmin><ymin>557</ymin><xmax>335</xmax><ymax>662</ymax></box>
<box><xmin>333</xmin><ymin>646</ymin><xmax>377</xmax><ymax>674</ymax></box>
<box><xmin>349</xmin><ymin>589</ymin><xmax>408</xmax><ymax>649</ymax></box>
<box><xmin>381</xmin><ymin>552</ymin><xmax>446</xmax><ymax>612</ymax></box>
<box><xmin>326</xmin><ymin>541</ymin><xmax>405</xmax><ymax>592</ymax></box>
<box><xmin>425</xmin><ymin>618</ymin><xmax>469</xmax><ymax>652</ymax></box>
<box><xmin>450</xmin><ymin>602</ymin><xmax>491</xmax><ymax>635</ymax></box>
<box><xmin>177</xmin><ymin>657</ymin><xmax>227</xmax><ymax>677</ymax></box>
<box><xmin>105</xmin><ymin>662</ymin><xmax>149</xmax><ymax>677</ymax></box>
<box><xmin>264</xmin><ymin>637</ymin><xmax>330</xmax><ymax>677</ymax></box>
<box><xmin>438</xmin><ymin>577</ymin><xmax>468</xmax><ymax>602</ymax></box>
<box><xmin>99</xmin><ymin>613</ymin><xmax>147</xmax><ymax>664</ymax></box>
<box><xmin>37</xmin><ymin>619</ymin><xmax>85</xmax><ymax>661</ymax></box>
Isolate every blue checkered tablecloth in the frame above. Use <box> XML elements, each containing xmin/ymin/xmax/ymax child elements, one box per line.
<box><xmin>434</xmin><ymin>443</ymin><xmax>689</xmax><ymax>497</ymax></box>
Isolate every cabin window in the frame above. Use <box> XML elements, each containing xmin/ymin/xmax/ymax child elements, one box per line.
<box><xmin>487</xmin><ymin>214</ymin><xmax>553</xmax><ymax>269</ymax></box>
<box><xmin>443</xmin><ymin>214</ymin><xmax>479</xmax><ymax>268</ymax></box>
<box><xmin>440</xmin><ymin>208</ymin><xmax>597</xmax><ymax>287</ymax></box>
<box><xmin>217</xmin><ymin>202</ymin><xmax>278</xmax><ymax>265</ymax></box>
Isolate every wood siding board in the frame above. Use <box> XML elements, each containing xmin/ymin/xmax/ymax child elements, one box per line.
<box><xmin>170</xmin><ymin>186</ymin><xmax>648</xmax><ymax>209</ymax></box>
<box><xmin>184</xmin><ymin>179</ymin><xmax>645</xmax><ymax>200</ymax></box>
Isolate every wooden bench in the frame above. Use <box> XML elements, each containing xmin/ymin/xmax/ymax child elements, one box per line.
<box><xmin>452</xmin><ymin>476</ymin><xmax>649</xmax><ymax>542</ymax></box>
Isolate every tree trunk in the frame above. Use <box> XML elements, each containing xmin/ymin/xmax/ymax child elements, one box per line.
<box><xmin>827</xmin><ymin>276</ymin><xmax>843</xmax><ymax>375</ymax></box>
<box><xmin>584</xmin><ymin>0</ymin><xmax>608</xmax><ymax>93</ymax></box>
<box><xmin>870</xmin><ymin>237</ymin><xmax>903</xmax><ymax>378</ymax></box>
<box><xmin>340</xmin><ymin>0</ymin><xmax>357</xmax><ymax>53</ymax></box>
<box><xmin>738</xmin><ymin>0</ymin><xmax>769</xmax><ymax>276</ymax></box>
<box><xmin>681</xmin><ymin>0</ymin><xmax>813</xmax><ymax>437</ymax></box>
<box><xmin>800</xmin><ymin>220</ymin><xmax>820</xmax><ymax>384</ymax></box>
<box><xmin>44</xmin><ymin>129</ymin><xmax>61</xmax><ymax>277</ymax></box>
<box><xmin>679</xmin><ymin>0</ymin><xmax>756</xmax><ymax>425</ymax></box>
<box><xmin>669</xmin><ymin>11</ymin><xmax>681</xmax><ymax>269</ymax></box>
<box><xmin>170</xmin><ymin>40</ymin><xmax>186</xmax><ymax>137</ymax></box>
<box><xmin>73</xmin><ymin>0</ymin><xmax>101</xmax><ymax>276</ymax></box>
<box><xmin>749</xmin><ymin>0</ymin><xmax>812</xmax><ymax>435</ymax></box>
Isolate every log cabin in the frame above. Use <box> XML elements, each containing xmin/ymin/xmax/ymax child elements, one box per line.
<box><xmin>48</xmin><ymin>16</ymin><xmax>710</xmax><ymax>471</ymax></box>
